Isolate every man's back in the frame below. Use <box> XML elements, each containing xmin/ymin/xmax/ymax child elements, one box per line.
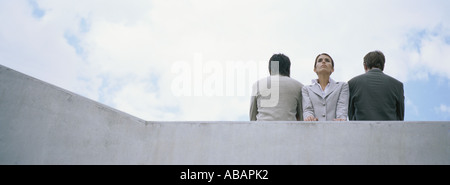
<box><xmin>250</xmin><ymin>76</ymin><xmax>303</xmax><ymax>121</ymax></box>
<box><xmin>348</xmin><ymin>68</ymin><xmax>404</xmax><ymax>120</ymax></box>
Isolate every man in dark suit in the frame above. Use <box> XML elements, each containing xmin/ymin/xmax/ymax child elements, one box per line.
<box><xmin>348</xmin><ymin>50</ymin><xmax>404</xmax><ymax>120</ymax></box>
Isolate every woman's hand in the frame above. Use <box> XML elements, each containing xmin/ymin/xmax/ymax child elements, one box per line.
<box><xmin>333</xmin><ymin>118</ymin><xmax>346</xmax><ymax>121</ymax></box>
<box><xmin>304</xmin><ymin>116</ymin><xmax>318</xmax><ymax>121</ymax></box>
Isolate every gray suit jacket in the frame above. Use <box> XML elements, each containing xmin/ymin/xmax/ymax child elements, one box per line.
<box><xmin>302</xmin><ymin>78</ymin><xmax>349</xmax><ymax>121</ymax></box>
<box><xmin>250</xmin><ymin>75</ymin><xmax>304</xmax><ymax>121</ymax></box>
<box><xmin>348</xmin><ymin>69</ymin><xmax>404</xmax><ymax>120</ymax></box>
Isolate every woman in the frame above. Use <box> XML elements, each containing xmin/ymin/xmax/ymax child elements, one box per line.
<box><xmin>302</xmin><ymin>53</ymin><xmax>349</xmax><ymax>121</ymax></box>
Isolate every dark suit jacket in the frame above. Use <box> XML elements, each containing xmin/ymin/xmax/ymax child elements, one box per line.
<box><xmin>348</xmin><ymin>69</ymin><xmax>404</xmax><ymax>120</ymax></box>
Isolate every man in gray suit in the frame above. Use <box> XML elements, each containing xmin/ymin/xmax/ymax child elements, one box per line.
<box><xmin>348</xmin><ymin>50</ymin><xmax>404</xmax><ymax>120</ymax></box>
<box><xmin>250</xmin><ymin>53</ymin><xmax>304</xmax><ymax>121</ymax></box>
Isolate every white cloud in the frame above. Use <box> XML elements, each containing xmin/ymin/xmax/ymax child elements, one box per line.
<box><xmin>435</xmin><ymin>104</ymin><xmax>450</xmax><ymax>115</ymax></box>
<box><xmin>112</xmin><ymin>80</ymin><xmax>178</xmax><ymax>121</ymax></box>
<box><xmin>416</xmin><ymin>29</ymin><xmax>450</xmax><ymax>79</ymax></box>
<box><xmin>2</xmin><ymin>0</ymin><xmax>450</xmax><ymax>121</ymax></box>
<box><xmin>406</xmin><ymin>98</ymin><xmax>419</xmax><ymax>117</ymax></box>
<box><xmin>0</xmin><ymin>0</ymin><xmax>86</xmax><ymax>95</ymax></box>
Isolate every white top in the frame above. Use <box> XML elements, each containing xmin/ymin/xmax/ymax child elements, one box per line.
<box><xmin>311</xmin><ymin>78</ymin><xmax>332</xmax><ymax>97</ymax></box>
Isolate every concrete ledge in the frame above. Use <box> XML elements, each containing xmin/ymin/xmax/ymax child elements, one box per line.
<box><xmin>1</xmin><ymin>64</ymin><xmax>449</xmax><ymax>165</ymax></box>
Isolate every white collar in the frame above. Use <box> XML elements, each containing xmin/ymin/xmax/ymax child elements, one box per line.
<box><xmin>311</xmin><ymin>78</ymin><xmax>335</xmax><ymax>85</ymax></box>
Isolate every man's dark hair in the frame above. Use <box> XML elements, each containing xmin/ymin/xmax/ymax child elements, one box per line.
<box><xmin>314</xmin><ymin>53</ymin><xmax>334</xmax><ymax>69</ymax></box>
<box><xmin>269</xmin><ymin>53</ymin><xmax>291</xmax><ymax>77</ymax></box>
<box><xmin>364</xmin><ymin>50</ymin><xmax>385</xmax><ymax>71</ymax></box>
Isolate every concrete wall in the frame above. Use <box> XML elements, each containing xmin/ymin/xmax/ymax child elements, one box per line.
<box><xmin>1</xmin><ymin>64</ymin><xmax>449</xmax><ymax>165</ymax></box>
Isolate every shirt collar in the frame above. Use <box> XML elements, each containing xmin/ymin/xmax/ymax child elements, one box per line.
<box><xmin>368</xmin><ymin>68</ymin><xmax>383</xmax><ymax>73</ymax></box>
<box><xmin>311</xmin><ymin>78</ymin><xmax>335</xmax><ymax>85</ymax></box>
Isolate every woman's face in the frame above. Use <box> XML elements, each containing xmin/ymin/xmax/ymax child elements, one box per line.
<box><xmin>314</xmin><ymin>55</ymin><xmax>334</xmax><ymax>75</ymax></box>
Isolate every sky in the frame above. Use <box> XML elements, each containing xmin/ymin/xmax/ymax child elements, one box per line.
<box><xmin>1</xmin><ymin>0</ymin><xmax>450</xmax><ymax>121</ymax></box>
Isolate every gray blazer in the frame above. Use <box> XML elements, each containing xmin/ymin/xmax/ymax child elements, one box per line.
<box><xmin>250</xmin><ymin>75</ymin><xmax>304</xmax><ymax>121</ymax></box>
<box><xmin>302</xmin><ymin>78</ymin><xmax>349</xmax><ymax>121</ymax></box>
<box><xmin>348</xmin><ymin>69</ymin><xmax>404</xmax><ymax>120</ymax></box>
